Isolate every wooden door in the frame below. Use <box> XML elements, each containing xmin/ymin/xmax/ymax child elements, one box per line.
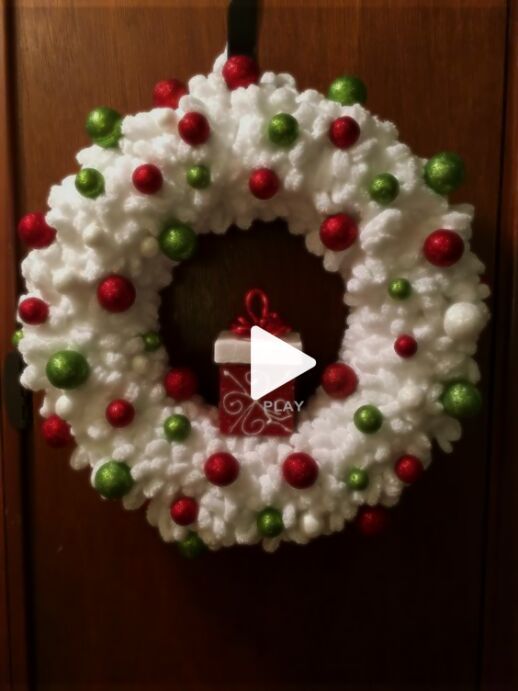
<box><xmin>1</xmin><ymin>1</ymin><xmax>517</xmax><ymax>690</ymax></box>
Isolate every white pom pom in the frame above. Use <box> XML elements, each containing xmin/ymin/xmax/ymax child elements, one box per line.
<box><xmin>444</xmin><ymin>302</ymin><xmax>485</xmax><ymax>339</ymax></box>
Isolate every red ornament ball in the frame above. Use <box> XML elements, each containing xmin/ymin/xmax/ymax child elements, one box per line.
<box><xmin>105</xmin><ymin>399</ymin><xmax>135</xmax><ymax>428</ymax></box>
<box><xmin>178</xmin><ymin>112</ymin><xmax>210</xmax><ymax>146</ymax></box>
<box><xmin>394</xmin><ymin>334</ymin><xmax>418</xmax><ymax>358</ymax></box>
<box><xmin>356</xmin><ymin>505</ymin><xmax>390</xmax><ymax>536</ymax></box>
<box><xmin>320</xmin><ymin>213</ymin><xmax>358</xmax><ymax>251</ymax></box>
<box><xmin>153</xmin><ymin>78</ymin><xmax>188</xmax><ymax>109</ymax></box>
<box><xmin>222</xmin><ymin>55</ymin><xmax>260</xmax><ymax>90</ymax></box>
<box><xmin>282</xmin><ymin>452</ymin><xmax>319</xmax><ymax>489</ymax></box>
<box><xmin>329</xmin><ymin>116</ymin><xmax>361</xmax><ymax>149</ymax></box>
<box><xmin>41</xmin><ymin>414</ymin><xmax>73</xmax><ymax>448</ymax></box>
<box><xmin>164</xmin><ymin>367</ymin><xmax>198</xmax><ymax>401</ymax></box>
<box><xmin>204</xmin><ymin>452</ymin><xmax>240</xmax><ymax>486</ymax></box>
<box><xmin>249</xmin><ymin>167</ymin><xmax>280</xmax><ymax>199</ymax></box>
<box><xmin>97</xmin><ymin>275</ymin><xmax>136</xmax><ymax>313</ymax></box>
<box><xmin>132</xmin><ymin>164</ymin><xmax>163</xmax><ymax>194</ymax></box>
<box><xmin>19</xmin><ymin>297</ymin><xmax>49</xmax><ymax>325</ymax></box>
<box><xmin>423</xmin><ymin>229</ymin><xmax>464</xmax><ymax>267</ymax></box>
<box><xmin>170</xmin><ymin>496</ymin><xmax>198</xmax><ymax>526</ymax></box>
<box><xmin>395</xmin><ymin>454</ymin><xmax>424</xmax><ymax>484</ymax></box>
<box><xmin>322</xmin><ymin>362</ymin><xmax>358</xmax><ymax>399</ymax></box>
<box><xmin>18</xmin><ymin>212</ymin><xmax>56</xmax><ymax>249</ymax></box>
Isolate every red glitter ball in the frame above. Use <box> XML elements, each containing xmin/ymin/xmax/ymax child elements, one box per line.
<box><xmin>132</xmin><ymin>164</ymin><xmax>163</xmax><ymax>194</ymax></box>
<box><xmin>395</xmin><ymin>454</ymin><xmax>424</xmax><ymax>484</ymax></box>
<box><xmin>18</xmin><ymin>212</ymin><xmax>56</xmax><ymax>249</ymax></box>
<box><xmin>321</xmin><ymin>362</ymin><xmax>358</xmax><ymax>399</ymax></box>
<box><xmin>423</xmin><ymin>229</ymin><xmax>464</xmax><ymax>267</ymax></box>
<box><xmin>41</xmin><ymin>414</ymin><xmax>73</xmax><ymax>448</ymax></box>
<box><xmin>105</xmin><ymin>399</ymin><xmax>135</xmax><ymax>428</ymax></box>
<box><xmin>178</xmin><ymin>112</ymin><xmax>210</xmax><ymax>146</ymax></box>
<box><xmin>222</xmin><ymin>55</ymin><xmax>260</xmax><ymax>90</ymax></box>
<box><xmin>170</xmin><ymin>496</ymin><xmax>198</xmax><ymax>526</ymax></box>
<box><xmin>164</xmin><ymin>367</ymin><xmax>198</xmax><ymax>401</ymax></box>
<box><xmin>320</xmin><ymin>213</ymin><xmax>358</xmax><ymax>251</ymax></box>
<box><xmin>204</xmin><ymin>452</ymin><xmax>240</xmax><ymax>486</ymax></box>
<box><xmin>329</xmin><ymin>116</ymin><xmax>361</xmax><ymax>149</ymax></box>
<box><xmin>153</xmin><ymin>78</ymin><xmax>188</xmax><ymax>109</ymax></box>
<box><xmin>249</xmin><ymin>167</ymin><xmax>280</xmax><ymax>199</ymax></box>
<box><xmin>282</xmin><ymin>452</ymin><xmax>319</xmax><ymax>489</ymax></box>
<box><xmin>356</xmin><ymin>506</ymin><xmax>390</xmax><ymax>536</ymax></box>
<box><xmin>97</xmin><ymin>275</ymin><xmax>136</xmax><ymax>313</ymax></box>
<box><xmin>394</xmin><ymin>334</ymin><xmax>418</xmax><ymax>358</ymax></box>
<box><xmin>18</xmin><ymin>297</ymin><xmax>49</xmax><ymax>325</ymax></box>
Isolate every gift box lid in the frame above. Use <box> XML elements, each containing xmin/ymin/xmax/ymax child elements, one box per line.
<box><xmin>214</xmin><ymin>330</ymin><xmax>302</xmax><ymax>364</ymax></box>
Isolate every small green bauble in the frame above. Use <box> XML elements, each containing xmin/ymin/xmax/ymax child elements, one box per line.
<box><xmin>327</xmin><ymin>75</ymin><xmax>367</xmax><ymax>105</ymax></box>
<box><xmin>354</xmin><ymin>405</ymin><xmax>383</xmax><ymax>434</ymax></box>
<box><xmin>186</xmin><ymin>164</ymin><xmax>211</xmax><ymax>189</ymax></box>
<box><xmin>46</xmin><ymin>350</ymin><xmax>90</xmax><ymax>389</ymax></box>
<box><xmin>424</xmin><ymin>151</ymin><xmax>465</xmax><ymax>195</ymax></box>
<box><xmin>257</xmin><ymin>507</ymin><xmax>284</xmax><ymax>538</ymax></box>
<box><xmin>177</xmin><ymin>532</ymin><xmax>207</xmax><ymax>559</ymax></box>
<box><xmin>142</xmin><ymin>331</ymin><xmax>162</xmax><ymax>352</ymax></box>
<box><xmin>75</xmin><ymin>168</ymin><xmax>105</xmax><ymax>199</ymax></box>
<box><xmin>159</xmin><ymin>221</ymin><xmax>197</xmax><ymax>261</ymax></box>
<box><xmin>388</xmin><ymin>277</ymin><xmax>412</xmax><ymax>300</ymax></box>
<box><xmin>268</xmin><ymin>113</ymin><xmax>299</xmax><ymax>148</ymax></box>
<box><xmin>441</xmin><ymin>380</ymin><xmax>482</xmax><ymax>419</ymax></box>
<box><xmin>345</xmin><ymin>467</ymin><xmax>369</xmax><ymax>491</ymax></box>
<box><xmin>12</xmin><ymin>329</ymin><xmax>23</xmax><ymax>348</ymax></box>
<box><xmin>369</xmin><ymin>173</ymin><xmax>400</xmax><ymax>205</ymax></box>
<box><xmin>85</xmin><ymin>107</ymin><xmax>122</xmax><ymax>148</ymax></box>
<box><xmin>94</xmin><ymin>460</ymin><xmax>134</xmax><ymax>499</ymax></box>
<box><xmin>164</xmin><ymin>414</ymin><xmax>191</xmax><ymax>442</ymax></box>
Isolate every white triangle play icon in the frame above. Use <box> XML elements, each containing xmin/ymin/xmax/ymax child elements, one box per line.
<box><xmin>250</xmin><ymin>326</ymin><xmax>316</xmax><ymax>400</ymax></box>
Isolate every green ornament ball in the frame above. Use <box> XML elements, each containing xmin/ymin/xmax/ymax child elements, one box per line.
<box><xmin>388</xmin><ymin>277</ymin><xmax>412</xmax><ymax>300</ymax></box>
<box><xmin>268</xmin><ymin>113</ymin><xmax>299</xmax><ymax>148</ymax></box>
<box><xmin>441</xmin><ymin>380</ymin><xmax>482</xmax><ymax>419</ymax></box>
<box><xmin>85</xmin><ymin>107</ymin><xmax>122</xmax><ymax>148</ymax></box>
<box><xmin>12</xmin><ymin>329</ymin><xmax>23</xmax><ymax>348</ymax></box>
<box><xmin>186</xmin><ymin>164</ymin><xmax>211</xmax><ymax>189</ymax></box>
<box><xmin>46</xmin><ymin>350</ymin><xmax>90</xmax><ymax>389</ymax></box>
<box><xmin>164</xmin><ymin>414</ymin><xmax>191</xmax><ymax>442</ymax></box>
<box><xmin>424</xmin><ymin>151</ymin><xmax>465</xmax><ymax>195</ymax></box>
<box><xmin>354</xmin><ymin>405</ymin><xmax>383</xmax><ymax>434</ymax></box>
<box><xmin>177</xmin><ymin>532</ymin><xmax>207</xmax><ymax>559</ymax></box>
<box><xmin>94</xmin><ymin>460</ymin><xmax>134</xmax><ymax>499</ymax></box>
<box><xmin>327</xmin><ymin>75</ymin><xmax>367</xmax><ymax>105</ymax></box>
<box><xmin>345</xmin><ymin>467</ymin><xmax>369</xmax><ymax>491</ymax></box>
<box><xmin>75</xmin><ymin>168</ymin><xmax>105</xmax><ymax>199</ymax></box>
<box><xmin>142</xmin><ymin>331</ymin><xmax>162</xmax><ymax>352</ymax></box>
<box><xmin>159</xmin><ymin>220</ymin><xmax>197</xmax><ymax>261</ymax></box>
<box><xmin>369</xmin><ymin>173</ymin><xmax>399</xmax><ymax>205</ymax></box>
<box><xmin>257</xmin><ymin>507</ymin><xmax>284</xmax><ymax>538</ymax></box>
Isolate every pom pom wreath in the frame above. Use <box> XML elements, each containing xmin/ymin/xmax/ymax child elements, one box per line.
<box><xmin>85</xmin><ymin>107</ymin><xmax>122</xmax><ymax>148</ymax></box>
<box><xmin>178</xmin><ymin>112</ymin><xmax>210</xmax><ymax>146</ymax></box>
<box><xmin>424</xmin><ymin>229</ymin><xmax>464</xmax><ymax>267</ymax></box>
<box><xmin>354</xmin><ymin>405</ymin><xmax>383</xmax><ymax>434</ymax></box>
<box><xmin>105</xmin><ymin>399</ymin><xmax>135</xmax><ymax>428</ymax></box>
<box><xmin>356</xmin><ymin>506</ymin><xmax>390</xmax><ymax>536</ymax></box>
<box><xmin>204</xmin><ymin>452</ymin><xmax>240</xmax><ymax>486</ymax></box>
<box><xmin>394</xmin><ymin>334</ymin><xmax>418</xmax><ymax>358</ymax></box>
<box><xmin>164</xmin><ymin>367</ymin><xmax>198</xmax><ymax>401</ymax></box>
<box><xmin>394</xmin><ymin>455</ymin><xmax>424</xmax><ymax>484</ymax></box>
<box><xmin>75</xmin><ymin>168</ymin><xmax>104</xmax><ymax>198</ymax></box>
<box><xmin>19</xmin><ymin>297</ymin><xmax>49</xmax><ymax>325</ymax></box>
<box><xmin>42</xmin><ymin>414</ymin><xmax>73</xmax><ymax>448</ymax></box>
<box><xmin>441</xmin><ymin>381</ymin><xmax>482</xmax><ymax>418</ymax></box>
<box><xmin>11</xmin><ymin>329</ymin><xmax>23</xmax><ymax>348</ymax></box>
<box><xmin>345</xmin><ymin>467</ymin><xmax>369</xmax><ymax>491</ymax></box>
<box><xmin>327</xmin><ymin>75</ymin><xmax>367</xmax><ymax>105</ymax></box>
<box><xmin>388</xmin><ymin>277</ymin><xmax>412</xmax><ymax>300</ymax></box>
<box><xmin>329</xmin><ymin>116</ymin><xmax>360</xmax><ymax>149</ymax></box>
<box><xmin>424</xmin><ymin>151</ymin><xmax>465</xmax><ymax>195</ymax></box>
<box><xmin>94</xmin><ymin>460</ymin><xmax>134</xmax><ymax>499</ymax></box>
<box><xmin>159</xmin><ymin>221</ymin><xmax>197</xmax><ymax>261</ymax></box>
<box><xmin>249</xmin><ymin>167</ymin><xmax>280</xmax><ymax>199</ymax></box>
<box><xmin>222</xmin><ymin>55</ymin><xmax>260</xmax><ymax>90</ymax></box>
<box><xmin>268</xmin><ymin>113</ymin><xmax>299</xmax><ymax>147</ymax></box>
<box><xmin>132</xmin><ymin>164</ymin><xmax>163</xmax><ymax>194</ymax></box>
<box><xmin>282</xmin><ymin>452</ymin><xmax>319</xmax><ymax>489</ymax></box>
<box><xmin>164</xmin><ymin>414</ymin><xmax>191</xmax><ymax>442</ymax></box>
<box><xmin>46</xmin><ymin>351</ymin><xmax>90</xmax><ymax>389</ymax></box>
<box><xmin>153</xmin><ymin>78</ymin><xmax>188</xmax><ymax>109</ymax></box>
<box><xmin>170</xmin><ymin>496</ymin><xmax>198</xmax><ymax>526</ymax></box>
<box><xmin>97</xmin><ymin>275</ymin><xmax>136</xmax><ymax>312</ymax></box>
<box><xmin>321</xmin><ymin>362</ymin><xmax>358</xmax><ymax>399</ymax></box>
<box><xmin>320</xmin><ymin>213</ymin><xmax>358</xmax><ymax>251</ymax></box>
<box><xmin>18</xmin><ymin>212</ymin><xmax>56</xmax><ymax>248</ymax></box>
<box><xmin>177</xmin><ymin>532</ymin><xmax>207</xmax><ymax>558</ymax></box>
<box><xmin>257</xmin><ymin>507</ymin><xmax>284</xmax><ymax>537</ymax></box>
<box><xmin>186</xmin><ymin>164</ymin><xmax>211</xmax><ymax>189</ymax></box>
<box><xmin>142</xmin><ymin>331</ymin><xmax>162</xmax><ymax>352</ymax></box>
<box><xmin>369</xmin><ymin>173</ymin><xmax>399</xmax><ymax>205</ymax></box>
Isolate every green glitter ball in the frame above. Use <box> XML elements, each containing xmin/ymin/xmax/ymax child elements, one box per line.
<box><xmin>186</xmin><ymin>164</ymin><xmax>211</xmax><ymax>189</ymax></box>
<box><xmin>94</xmin><ymin>460</ymin><xmax>134</xmax><ymax>499</ymax></box>
<box><xmin>142</xmin><ymin>331</ymin><xmax>162</xmax><ymax>352</ymax></box>
<box><xmin>424</xmin><ymin>151</ymin><xmax>465</xmax><ymax>195</ymax></box>
<box><xmin>268</xmin><ymin>113</ymin><xmax>299</xmax><ymax>148</ymax></box>
<box><xmin>327</xmin><ymin>75</ymin><xmax>367</xmax><ymax>105</ymax></box>
<box><xmin>441</xmin><ymin>380</ymin><xmax>482</xmax><ymax>419</ymax></box>
<box><xmin>177</xmin><ymin>532</ymin><xmax>207</xmax><ymax>559</ymax></box>
<box><xmin>257</xmin><ymin>507</ymin><xmax>284</xmax><ymax>538</ymax></box>
<box><xmin>85</xmin><ymin>107</ymin><xmax>122</xmax><ymax>148</ymax></box>
<box><xmin>46</xmin><ymin>350</ymin><xmax>90</xmax><ymax>389</ymax></box>
<box><xmin>11</xmin><ymin>329</ymin><xmax>23</xmax><ymax>348</ymax></box>
<box><xmin>388</xmin><ymin>277</ymin><xmax>412</xmax><ymax>300</ymax></box>
<box><xmin>369</xmin><ymin>173</ymin><xmax>400</xmax><ymax>205</ymax></box>
<box><xmin>164</xmin><ymin>414</ymin><xmax>191</xmax><ymax>442</ymax></box>
<box><xmin>354</xmin><ymin>405</ymin><xmax>383</xmax><ymax>434</ymax></box>
<box><xmin>159</xmin><ymin>220</ymin><xmax>197</xmax><ymax>261</ymax></box>
<box><xmin>345</xmin><ymin>467</ymin><xmax>369</xmax><ymax>491</ymax></box>
<box><xmin>75</xmin><ymin>168</ymin><xmax>105</xmax><ymax>199</ymax></box>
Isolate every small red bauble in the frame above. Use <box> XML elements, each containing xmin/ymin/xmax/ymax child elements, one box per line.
<box><xmin>394</xmin><ymin>334</ymin><xmax>418</xmax><ymax>358</ymax></box>
<box><xmin>282</xmin><ymin>452</ymin><xmax>319</xmax><ymax>489</ymax></box>
<box><xmin>423</xmin><ymin>229</ymin><xmax>464</xmax><ymax>267</ymax></box>
<box><xmin>321</xmin><ymin>362</ymin><xmax>358</xmax><ymax>398</ymax></box>
<box><xmin>41</xmin><ymin>414</ymin><xmax>73</xmax><ymax>448</ymax></box>
<box><xmin>97</xmin><ymin>275</ymin><xmax>136</xmax><ymax>313</ymax></box>
<box><xmin>222</xmin><ymin>55</ymin><xmax>260</xmax><ymax>90</ymax></box>
<box><xmin>320</xmin><ymin>213</ymin><xmax>358</xmax><ymax>251</ymax></box>
<box><xmin>170</xmin><ymin>496</ymin><xmax>198</xmax><ymax>526</ymax></box>
<box><xmin>153</xmin><ymin>78</ymin><xmax>188</xmax><ymax>109</ymax></box>
<box><xmin>105</xmin><ymin>399</ymin><xmax>135</xmax><ymax>428</ymax></box>
<box><xmin>178</xmin><ymin>112</ymin><xmax>210</xmax><ymax>146</ymax></box>
<box><xmin>329</xmin><ymin>116</ymin><xmax>361</xmax><ymax>149</ymax></box>
<box><xmin>18</xmin><ymin>212</ymin><xmax>56</xmax><ymax>248</ymax></box>
<box><xmin>204</xmin><ymin>452</ymin><xmax>240</xmax><ymax>486</ymax></box>
<box><xmin>19</xmin><ymin>297</ymin><xmax>49</xmax><ymax>325</ymax></box>
<box><xmin>395</xmin><ymin>454</ymin><xmax>424</xmax><ymax>484</ymax></box>
<box><xmin>132</xmin><ymin>164</ymin><xmax>163</xmax><ymax>194</ymax></box>
<box><xmin>249</xmin><ymin>167</ymin><xmax>280</xmax><ymax>200</ymax></box>
<box><xmin>356</xmin><ymin>506</ymin><xmax>390</xmax><ymax>536</ymax></box>
<box><xmin>164</xmin><ymin>367</ymin><xmax>198</xmax><ymax>401</ymax></box>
